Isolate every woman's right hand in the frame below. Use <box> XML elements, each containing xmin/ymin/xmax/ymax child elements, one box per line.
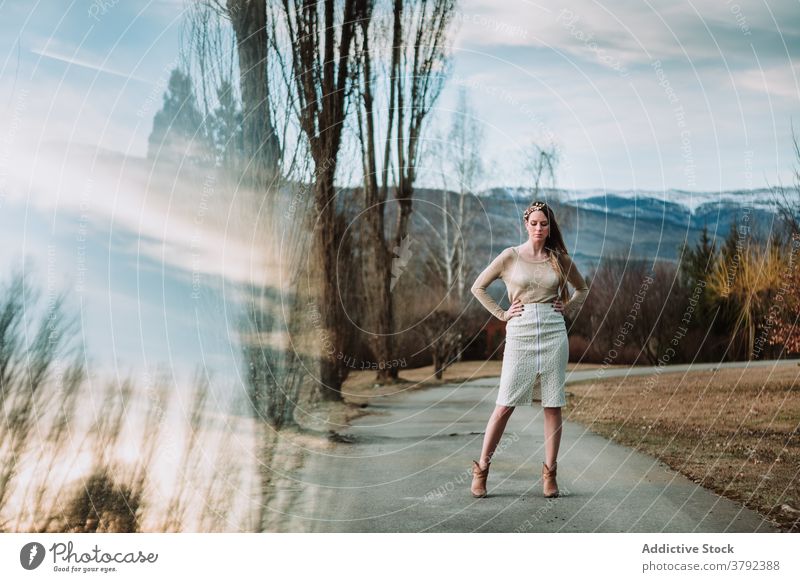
<box><xmin>504</xmin><ymin>299</ymin><xmax>524</xmax><ymax>321</ymax></box>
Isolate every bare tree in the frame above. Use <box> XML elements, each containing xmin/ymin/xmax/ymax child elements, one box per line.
<box><xmin>523</xmin><ymin>141</ymin><xmax>574</xmax><ymax>229</ymax></box>
<box><xmin>407</xmin><ymin>87</ymin><xmax>483</xmax><ymax>364</ymax></box>
<box><xmin>272</xmin><ymin>0</ymin><xmax>365</xmax><ymax>401</ymax></box>
<box><xmin>353</xmin><ymin>0</ymin><xmax>456</xmax><ymax>382</ymax></box>
<box><xmin>438</xmin><ymin>87</ymin><xmax>483</xmax><ymax>305</ymax></box>
<box><xmin>218</xmin><ymin>0</ymin><xmax>283</xmax><ymax>187</ymax></box>
<box><xmin>525</xmin><ymin>142</ymin><xmax>559</xmax><ymax>200</ymax></box>
<box><xmin>182</xmin><ymin>2</ymin><xmax>237</xmax><ymax>120</ymax></box>
<box><xmin>417</xmin><ymin>309</ymin><xmax>463</xmax><ymax>379</ymax></box>
<box><xmin>583</xmin><ymin>256</ymin><xmax>670</xmax><ymax>365</ymax></box>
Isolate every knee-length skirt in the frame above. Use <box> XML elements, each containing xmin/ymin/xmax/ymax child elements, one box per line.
<box><xmin>496</xmin><ymin>302</ymin><xmax>568</xmax><ymax>408</ymax></box>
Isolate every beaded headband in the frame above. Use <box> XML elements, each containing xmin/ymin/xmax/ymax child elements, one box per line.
<box><xmin>523</xmin><ymin>201</ymin><xmax>548</xmax><ymax>220</ymax></box>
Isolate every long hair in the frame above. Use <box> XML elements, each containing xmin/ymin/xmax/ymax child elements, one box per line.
<box><xmin>522</xmin><ymin>201</ymin><xmax>571</xmax><ymax>303</ymax></box>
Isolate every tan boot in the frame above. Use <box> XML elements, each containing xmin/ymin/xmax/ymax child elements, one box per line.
<box><xmin>471</xmin><ymin>460</ymin><xmax>490</xmax><ymax>498</ymax></box>
<box><xmin>542</xmin><ymin>461</ymin><xmax>559</xmax><ymax>498</ymax></box>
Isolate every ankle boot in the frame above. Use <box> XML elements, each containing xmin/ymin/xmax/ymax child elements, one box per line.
<box><xmin>471</xmin><ymin>460</ymin><xmax>490</xmax><ymax>498</ymax></box>
<box><xmin>542</xmin><ymin>461</ymin><xmax>559</xmax><ymax>498</ymax></box>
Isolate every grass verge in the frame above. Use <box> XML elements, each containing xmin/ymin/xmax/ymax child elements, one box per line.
<box><xmin>564</xmin><ymin>364</ymin><xmax>800</xmax><ymax>532</ymax></box>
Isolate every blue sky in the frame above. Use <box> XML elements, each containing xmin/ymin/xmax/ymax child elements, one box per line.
<box><xmin>1</xmin><ymin>0</ymin><xmax>798</xmax><ymax>192</ymax></box>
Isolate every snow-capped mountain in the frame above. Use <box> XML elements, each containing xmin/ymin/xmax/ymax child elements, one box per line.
<box><xmin>434</xmin><ymin>186</ymin><xmax>786</xmax><ymax>270</ymax></box>
<box><xmin>482</xmin><ymin>187</ymin><xmax>779</xmax><ymax>215</ymax></box>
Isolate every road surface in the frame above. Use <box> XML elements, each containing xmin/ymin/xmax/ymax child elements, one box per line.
<box><xmin>276</xmin><ymin>360</ymin><xmax>796</xmax><ymax>532</ymax></box>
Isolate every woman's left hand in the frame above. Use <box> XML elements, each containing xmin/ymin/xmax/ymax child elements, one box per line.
<box><xmin>552</xmin><ymin>299</ymin><xmax>565</xmax><ymax>314</ymax></box>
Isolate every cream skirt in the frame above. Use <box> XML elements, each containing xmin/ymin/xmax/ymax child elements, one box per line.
<box><xmin>496</xmin><ymin>302</ymin><xmax>568</xmax><ymax>408</ymax></box>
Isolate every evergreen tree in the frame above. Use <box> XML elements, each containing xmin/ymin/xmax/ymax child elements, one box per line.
<box><xmin>720</xmin><ymin>218</ymin><xmax>745</xmax><ymax>264</ymax></box>
<box><xmin>677</xmin><ymin>224</ymin><xmax>724</xmax><ymax>359</ymax></box>
<box><xmin>679</xmin><ymin>224</ymin><xmax>716</xmax><ymax>288</ymax></box>
<box><xmin>147</xmin><ymin>68</ymin><xmax>209</xmax><ymax>164</ymax></box>
<box><xmin>710</xmin><ymin>220</ymin><xmax>743</xmax><ymax>353</ymax></box>
<box><xmin>208</xmin><ymin>80</ymin><xmax>244</xmax><ymax>171</ymax></box>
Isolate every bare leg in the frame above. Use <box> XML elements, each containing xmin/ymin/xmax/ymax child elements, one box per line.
<box><xmin>478</xmin><ymin>405</ymin><xmax>515</xmax><ymax>469</ymax></box>
<box><xmin>543</xmin><ymin>406</ymin><xmax>562</xmax><ymax>467</ymax></box>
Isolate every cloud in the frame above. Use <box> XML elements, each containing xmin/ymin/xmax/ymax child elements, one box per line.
<box><xmin>437</xmin><ymin>0</ymin><xmax>800</xmax><ymax>190</ymax></box>
<box><xmin>454</xmin><ymin>0</ymin><xmax>799</xmax><ymax>70</ymax></box>
<box><xmin>736</xmin><ymin>62</ymin><xmax>800</xmax><ymax>101</ymax></box>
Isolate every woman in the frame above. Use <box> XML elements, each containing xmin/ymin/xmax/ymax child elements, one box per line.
<box><xmin>469</xmin><ymin>201</ymin><xmax>589</xmax><ymax>499</ymax></box>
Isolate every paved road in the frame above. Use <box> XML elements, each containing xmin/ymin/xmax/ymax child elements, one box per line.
<box><xmin>281</xmin><ymin>361</ymin><xmax>797</xmax><ymax>532</ymax></box>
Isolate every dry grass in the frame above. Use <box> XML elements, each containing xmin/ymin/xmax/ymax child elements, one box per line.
<box><xmin>0</xmin><ymin>271</ymin><xmax>258</xmax><ymax>532</ymax></box>
<box><xmin>564</xmin><ymin>363</ymin><xmax>800</xmax><ymax>532</ymax></box>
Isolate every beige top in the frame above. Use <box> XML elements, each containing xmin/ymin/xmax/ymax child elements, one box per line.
<box><xmin>470</xmin><ymin>246</ymin><xmax>589</xmax><ymax>321</ymax></box>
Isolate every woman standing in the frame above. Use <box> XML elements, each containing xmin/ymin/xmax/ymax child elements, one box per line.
<box><xmin>469</xmin><ymin>201</ymin><xmax>589</xmax><ymax>499</ymax></box>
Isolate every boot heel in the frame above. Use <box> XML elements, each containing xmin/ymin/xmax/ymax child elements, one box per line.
<box><xmin>471</xmin><ymin>460</ymin><xmax>490</xmax><ymax>498</ymax></box>
<box><xmin>542</xmin><ymin>461</ymin><xmax>559</xmax><ymax>498</ymax></box>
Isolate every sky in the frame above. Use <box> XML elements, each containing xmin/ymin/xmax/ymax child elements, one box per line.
<box><xmin>441</xmin><ymin>0</ymin><xmax>800</xmax><ymax>192</ymax></box>
<box><xmin>1</xmin><ymin>0</ymin><xmax>798</xmax><ymax>193</ymax></box>
<box><xmin>0</xmin><ymin>0</ymin><xmax>796</xmax><ymax>405</ymax></box>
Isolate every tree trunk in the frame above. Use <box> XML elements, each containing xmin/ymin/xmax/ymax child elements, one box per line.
<box><xmin>362</xmin><ymin>206</ymin><xmax>399</xmax><ymax>381</ymax></box>
<box><xmin>356</xmin><ymin>4</ymin><xmax>399</xmax><ymax>382</ymax></box>
<box><xmin>331</xmin><ymin>0</ymin><xmax>453</xmax><ymax>386</ymax></box>
<box><xmin>456</xmin><ymin>187</ymin><xmax>466</xmax><ymax>304</ymax></box>
<box><xmin>312</xmin><ymin>165</ymin><xmax>348</xmax><ymax>400</ymax></box>
<box><xmin>227</xmin><ymin>0</ymin><xmax>281</xmax><ymax>187</ymax></box>
<box><xmin>278</xmin><ymin>0</ymin><xmax>362</xmax><ymax>400</ymax></box>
